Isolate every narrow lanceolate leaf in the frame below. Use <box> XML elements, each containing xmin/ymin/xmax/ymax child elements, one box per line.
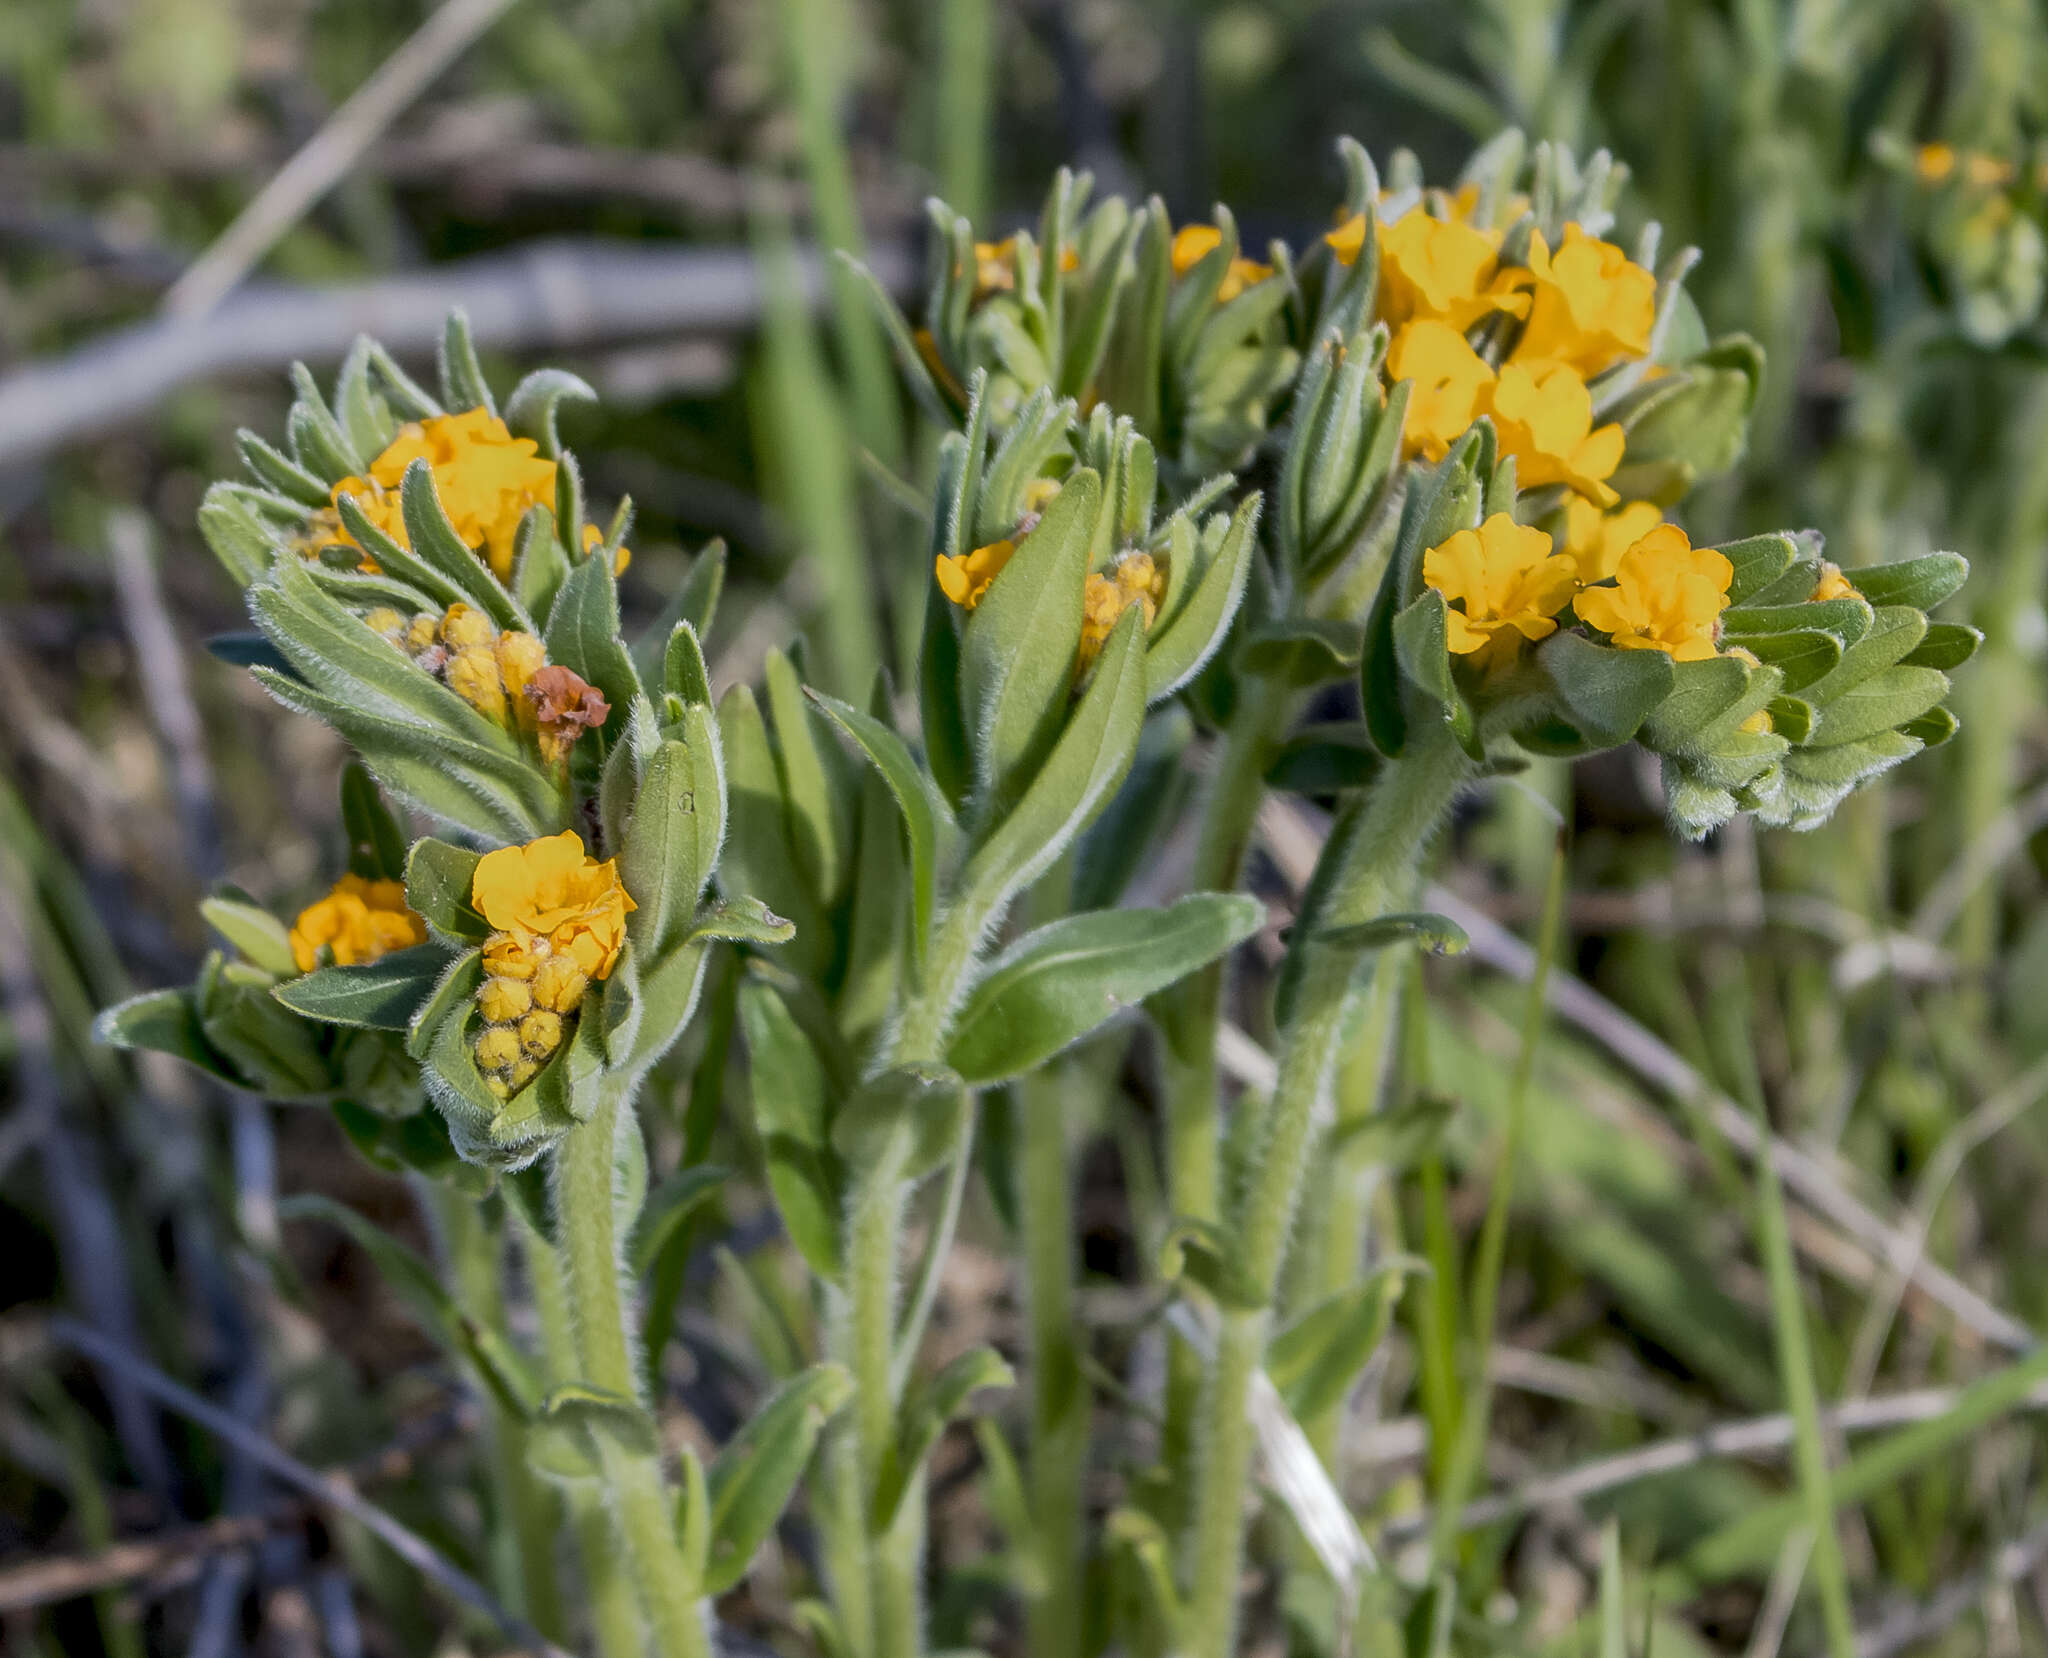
<box><xmin>763</xmin><ymin>649</ymin><xmax>850</xmax><ymax>909</ymax></box>
<box><xmin>703</xmin><ymin>1364</ymin><xmax>854</xmax><ymax>1596</ymax></box>
<box><xmin>1147</xmin><ymin>494</ymin><xmax>1262</xmax><ymax>701</ymax></box>
<box><xmin>962</xmin><ymin>606</ymin><xmax>1149</xmax><ymax>915</ymax></box>
<box><xmin>805</xmin><ymin>688</ymin><xmax>956</xmax><ymax>968</ymax></box>
<box><xmin>623</xmin><ymin>738</ymin><xmax>721</xmax><ymax>961</ymax></box>
<box><xmin>1267</xmin><ymin>1262</ymin><xmax>1419</xmax><ymax>1424</ymax></box>
<box><xmin>199</xmin><ymin>896</ymin><xmax>298</xmax><ymax>979</ymax></box>
<box><xmin>273</xmin><ymin>944</ymin><xmax>451</xmax><ymax>1030</ymax></box>
<box><xmin>960</xmin><ymin>467</ymin><xmax>1101</xmax><ymax>804</ymax></box>
<box><xmin>398</xmin><ymin>462</ymin><xmax>530</xmax><ymax>632</ymax></box>
<box><xmin>94</xmin><ymin>989</ymin><xmax>243</xmax><ymax>1085</ymax></box>
<box><xmin>738</xmin><ymin>977</ymin><xmax>841</xmax><ymax>1278</ymax></box>
<box><xmin>830</xmin><ymin>1064</ymin><xmax>968</xmax><ymax>1182</ymax></box>
<box><xmin>948</xmin><ymin>894</ymin><xmax>1266</xmax><ymax>1085</ymax></box>
<box><xmin>543</xmin><ymin>551</ymin><xmax>643</xmax><ymax>747</ymax></box>
<box><xmin>503</xmin><ymin>367</ymin><xmax>596</xmax><ymax>459</ymax></box>
<box><xmin>871</xmin><ymin>1347</ymin><xmax>1015</xmax><ymax>1530</ymax></box>
<box><xmin>629</xmin><ymin>1165</ymin><xmax>730</xmax><ymax>1277</ymax></box>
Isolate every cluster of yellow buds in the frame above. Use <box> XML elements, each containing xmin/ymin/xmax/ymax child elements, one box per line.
<box><xmin>288</xmin><ymin>873</ymin><xmax>426</xmax><ymax>973</ymax></box>
<box><xmin>299</xmin><ymin>407</ymin><xmax>630</xmax><ymax>583</ymax></box>
<box><xmin>1078</xmin><ymin>551</ymin><xmax>1166</xmax><ymax>673</ymax></box>
<box><xmin>467</xmin><ymin>832</ymin><xmax>634</xmax><ymax>1098</ymax></box>
<box><xmin>365</xmin><ymin>603</ymin><xmax>608</xmax><ymax>766</ymax></box>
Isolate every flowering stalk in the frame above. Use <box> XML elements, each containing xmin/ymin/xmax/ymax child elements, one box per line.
<box><xmin>1185</xmin><ymin>725</ymin><xmax>1475</xmax><ymax>1658</ymax></box>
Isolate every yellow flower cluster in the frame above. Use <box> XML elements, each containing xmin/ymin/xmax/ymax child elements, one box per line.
<box><xmin>311</xmin><ymin>409</ymin><xmax>629</xmax><ymax>583</ymax></box>
<box><xmin>1077</xmin><ymin>552</ymin><xmax>1165</xmax><ymax>673</ymax></box>
<box><xmin>1424</xmin><ymin>514</ymin><xmax>1735</xmax><ymax>670</ymax></box>
<box><xmin>1331</xmin><ymin>204</ymin><xmax>1655</xmax><ymax>505</ymax></box>
<box><xmin>1915</xmin><ymin>143</ymin><xmax>2032</xmax><ymax>189</ymax></box>
<box><xmin>289</xmin><ymin>874</ymin><xmax>425</xmax><ymax>974</ymax></box>
<box><xmin>469</xmin><ymin>832</ymin><xmax>634</xmax><ymax>1098</ymax></box>
<box><xmin>366</xmin><ymin>603</ymin><xmax>609</xmax><ymax>765</ymax></box>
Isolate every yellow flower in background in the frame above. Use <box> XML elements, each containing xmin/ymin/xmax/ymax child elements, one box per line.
<box><xmin>1484</xmin><ymin>359</ymin><xmax>1625</xmax><ymax>504</ymax></box>
<box><xmin>334</xmin><ymin>409</ymin><xmax>557</xmax><ymax>583</ymax></box>
<box><xmin>1386</xmin><ymin>320</ymin><xmax>1496</xmax><ymax>462</ymax></box>
<box><xmin>1916</xmin><ymin>143</ymin><xmax>1959</xmax><ymax>183</ymax></box>
<box><xmin>289</xmin><ymin>874</ymin><xmax>425</xmax><ymax>974</ymax></box>
<box><xmin>1423</xmin><ymin>512</ymin><xmax>1579</xmax><ymax>668</ymax></box>
<box><xmin>1575</xmin><ymin>524</ymin><xmax>1733</xmax><ymax>660</ymax></box>
<box><xmin>1511</xmin><ymin>226</ymin><xmax>1657</xmax><ymax>376</ymax></box>
<box><xmin>1077</xmin><ymin>552</ymin><xmax>1165</xmax><ymax>674</ymax></box>
<box><xmin>581</xmin><ymin>522</ymin><xmax>631</xmax><ymax>577</ymax></box>
<box><xmin>473</xmin><ymin>831</ymin><xmax>635</xmax><ymax>981</ymax></box>
<box><xmin>1811</xmin><ymin>561</ymin><xmax>1858</xmax><ymax>602</ymax></box>
<box><xmin>936</xmin><ymin>538</ymin><xmax>1017</xmax><ymax>608</ymax></box>
<box><xmin>1563</xmin><ymin>498</ymin><xmax>1665</xmax><ymax>583</ymax></box>
<box><xmin>1170</xmin><ymin>224</ymin><xmax>1274</xmax><ymax>302</ymax></box>
<box><xmin>1372</xmin><ymin>210</ymin><xmax>1530</xmax><ymax>331</ymax></box>
<box><xmin>973</xmin><ymin>236</ymin><xmax>1080</xmax><ymax>295</ymax></box>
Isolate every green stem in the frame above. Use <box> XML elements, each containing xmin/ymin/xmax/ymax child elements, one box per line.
<box><xmin>1184</xmin><ymin>729</ymin><xmax>1472</xmax><ymax>1658</ymax></box>
<box><xmin>518</xmin><ymin>1206</ymin><xmax>648</xmax><ymax>1658</ymax></box>
<box><xmin>428</xmin><ymin>1186</ymin><xmax>566</xmax><ymax>1642</ymax></box>
<box><xmin>553</xmin><ymin>1090</ymin><xmax>710</xmax><ymax>1658</ymax></box>
<box><xmin>1021</xmin><ymin>1059</ymin><xmax>1087</xmax><ymax>1658</ymax></box>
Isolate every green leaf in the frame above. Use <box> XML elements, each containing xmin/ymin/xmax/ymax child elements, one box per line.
<box><xmin>948</xmin><ymin>895</ymin><xmax>1266</xmax><ymax>1085</ymax></box>
<box><xmin>687</xmin><ymin>897</ymin><xmax>796</xmax><ymax>949</ymax></box>
<box><xmin>961</xmin><ymin>607</ymin><xmax>1149</xmax><ymax>913</ymax></box>
<box><xmin>805</xmin><ymin>689</ymin><xmax>955</xmax><ymax>969</ymax></box>
<box><xmin>405</xmin><ymin>839</ymin><xmax>488</xmax><ymax>942</ymax></box>
<box><xmin>1264</xmin><ymin>723</ymin><xmax>1384</xmax><ymax>795</ymax></box>
<box><xmin>1392</xmin><ymin>591</ymin><xmax>1479</xmax><ymax>757</ymax></box>
<box><xmin>623</xmin><ymin>737</ymin><xmax>722</xmax><ymax>962</ymax></box>
<box><xmin>1329</xmin><ymin>1094</ymin><xmax>1455</xmax><ymax>1170</ymax></box>
<box><xmin>503</xmin><ymin>368</ymin><xmax>596</xmax><ymax>459</ymax></box>
<box><xmin>543</xmin><ymin>551</ymin><xmax>642</xmax><ymax>748</ymax></box>
<box><xmin>340</xmin><ymin>762</ymin><xmax>410</xmax><ymax>880</ymax></box>
<box><xmin>704</xmin><ymin>1364</ymin><xmax>854</xmax><ymax>1596</ymax></box>
<box><xmin>664</xmin><ymin>620</ymin><xmax>714</xmax><ymax>708</ymax></box>
<box><xmin>406</xmin><ymin>948</ymin><xmax>483</xmax><ymax>1061</ymax></box>
<box><xmin>961</xmin><ymin>468</ymin><xmax>1100</xmax><ymax>803</ymax></box>
<box><xmin>1804</xmin><ymin>665</ymin><xmax>1950</xmax><ymax>748</ymax></box>
<box><xmin>1720</xmin><ymin>596</ymin><xmax>1873</xmax><ymax>647</ymax></box>
<box><xmin>739</xmin><ymin>978</ymin><xmax>841</xmax><ymax>1277</ymax></box>
<box><xmin>333</xmin><ymin>335</ymin><xmax>400</xmax><ymax>459</ymax></box>
<box><xmin>872</xmin><ymin>1347</ymin><xmax>1015</xmax><ymax>1530</ymax></box>
<box><xmin>238</xmin><ymin>428</ymin><xmax>330</xmax><ymax>507</ymax></box>
<box><xmin>438</xmin><ymin>309</ymin><xmax>496</xmax><ymax>417</ymax></box>
<box><xmin>1312</xmin><ymin>912</ymin><xmax>1469</xmax><ymax>957</ymax></box>
<box><xmin>629</xmin><ymin>1165</ymin><xmax>730</xmax><ymax>1277</ymax></box>
<box><xmin>1536</xmin><ymin>629</ymin><xmax>1676</xmax><ymax>746</ymax></box>
<box><xmin>1720</xmin><ymin>626</ymin><xmax>1841</xmax><ymax>692</ymax></box>
<box><xmin>93</xmin><ymin>989</ymin><xmax>243</xmax><ymax>1084</ymax></box>
<box><xmin>199</xmin><ymin>896</ymin><xmax>298</xmax><ymax>978</ymax></box>
<box><xmin>1146</xmin><ymin>495</ymin><xmax>1261</xmax><ymax>701</ymax></box>
<box><xmin>1240</xmin><ymin>616</ymin><xmax>1365</xmax><ymax>686</ymax></box>
<box><xmin>1268</xmin><ymin>1262</ymin><xmax>1419</xmax><ymax>1424</ymax></box>
<box><xmin>764</xmin><ymin>649</ymin><xmax>851</xmax><ymax>909</ymax></box>
<box><xmin>198</xmin><ymin>483</ymin><xmax>292</xmax><ymax>587</ymax></box>
<box><xmin>1846</xmin><ymin>551</ymin><xmax>1968</xmax><ymax>613</ymax></box>
<box><xmin>830</xmin><ymin>1063</ymin><xmax>969</xmax><ymax>1182</ymax></box>
<box><xmin>398</xmin><ymin>462</ymin><xmax>529</xmax><ymax>633</ymax></box>
<box><xmin>1158</xmin><ymin>1218</ymin><xmax>1264</xmax><ymax>1309</ymax></box>
<box><xmin>1902</xmin><ymin>622</ymin><xmax>1981</xmax><ymax>671</ymax></box>
<box><xmin>526</xmin><ymin>1385</ymin><xmax>660</xmax><ymax>1485</ymax></box>
<box><xmin>1714</xmin><ymin>533</ymin><xmax>1799</xmax><ymax>606</ymax></box>
<box><xmin>288</xmin><ymin>363</ymin><xmax>366</xmax><ymax>480</ymax></box>
<box><xmin>273</xmin><ymin>944</ymin><xmax>449</xmax><ymax>1030</ymax></box>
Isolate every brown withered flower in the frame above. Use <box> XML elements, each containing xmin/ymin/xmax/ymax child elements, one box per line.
<box><xmin>524</xmin><ymin>665</ymin><xmax>611</xmax><ymax>764</ymax></box>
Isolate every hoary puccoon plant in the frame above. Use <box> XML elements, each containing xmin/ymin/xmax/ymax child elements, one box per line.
<box><xmin>100</xmin><ymin>132</ymin><xmax>1974</xmax><ymax>1658</ymax></box>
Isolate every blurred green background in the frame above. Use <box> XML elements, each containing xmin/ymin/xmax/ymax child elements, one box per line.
<box><xmin>9</xmin><ymin>1</ymin><xmax>2048</xmax><ymax>1653</ymax></box>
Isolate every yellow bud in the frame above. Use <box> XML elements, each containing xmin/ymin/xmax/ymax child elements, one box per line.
<box><xmin>497</xmin><ymin>631</ymin><xmax>546</xmax><ymax>708</ymax></box>
<box><xmin>505</xmin><ymin>1056</ymin><xmax>540</xmax><ymax>1092</ymax></box>
<box><xmin>364</xmin><ymin>607</ymin><xmax>406</xmax><ymax>640</ymax></box>
<box><xmin>1740</xmin><ymin>707</ymin><xmax>1774</xmax><ymax>735</ymax></box>
<box><xmin>447</xmin><ymin>647</ymin><xmax>508</xmax><ymax>722</ymax></box>
<box><xmin>533</xmin><ymin>956</ymin><xmax>589</xmax><ymax>1014</ymax></box>
<box><xmin>478</xmin><ymin>975</ymin><xmax>532</xmax><ymax>1024</ymax></box>
<box><xmin>518</xmin><ymin>1009</ymin><xmax>564</xmax><ymax>1059</ymax></box>
<box><xmin>475</xmin><ymin>1025</ymin><xmax>521</xmax><ymax>1073</ymax></box>
<box><xmin>405</xmin><ymin>613</ymin><xmax>441</xmax><ymax>654</ymax></box>
<box><xmin>482</xmin><ymin>931</ymin><xmax>544</xmax><ymax>980</ymax></box>
<box><xmin>441</xmin><ymin>603</ymin><xmax>497</xmax><ymax>653</ymax></box>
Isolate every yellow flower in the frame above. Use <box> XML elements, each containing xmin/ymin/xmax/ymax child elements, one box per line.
<box><xmin>1386</xmin><ymin>320</ymin><xmax>1497</xmax><ymax>462</ymax></box>
<box><xmin>333</xmin><ymin>409</ymin><xmax>558</xmax><ymax>583</ymax></box>
<box><xmin>1483</xmin><ymin>359</ymin><xmax>1626</xmax><ymax>505</ymax></box>
<box><xmin>1373</xmin><ymin>209</ymin><xmax>1530</xmax><ymax>331</ymax></box>
<box><xmin>581</xmin><ymin>521</ymin><xmax>631</xmax><ymax>577</ymax></box>
<box><xmin>1510</xmin><ymin>226</ymin><xmax>1657</xmax><ymax>376</ymax></box>
<box><xmin>1916</xmin><ymin>143</ymin><xmax>1958</xmax><ymax>183</ymax></box>
<box><xmin>972</xmin><ymin>236</ymin><xmax>1080</xmax><ymax>296</ymax></box>
<box><xmin>1422</xmin><ymin>512</ymin><xmax>1579</xmax><ymax>668</ymax></box>
<box><xmin>936</xmin><ymin>537</ymin><xmax>1017</xmax><ymax>609</ymax></box>
<box><xmin>1562</xmin><ymin>498</ymin><xmax>1665</xmax><ymax>584</ymax></box>
<box><xmin>1811</xmin><ymin>561</ymin><xmax>1858</xmax><ymax>602</ymax></box>
<box><xmin>1077</xmin><ymin>552</ymin><xmax>1165</xmax><ymax>674</ymax></box>
<box><xmin>1574</xmin><ymin>524</ymin><xmax>1733</xmax><ymax>661</ymax></box>
<box><xmin>1170</xmin><ymin>224</ymin><xmax>1273</xmax><ymax>303</ymax></box>
<box><xmin>1967</xmin><ymin>153</ymin><xmax>2017</xmax><ymax>187</ymax></box>
<box><xmin>288</xmin><ymin>874</ymin><xmax>426</xmax><ymax>973</ymax></box>
<box><xmin>471</xmin><ymin>831</ymin><xmax>635</xmax><ymax>981</ymax></box>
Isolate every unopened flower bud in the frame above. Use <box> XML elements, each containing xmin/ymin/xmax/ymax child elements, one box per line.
<box><xmin>441</xmin><ymin>603</ymin><xmax>497</xmax><ymax>653</ymax></box>
<box><xmin>475</xmin><ymin>1025</ymin><xmax>521</xmax><ymax>1072</ymax></box>
<box><xmin>533</xmin><ymin>955</ymin><xmax>589</xmax><ymax>1014</ymax></box>
<box><xmin>518</xmin><ymin>1009</ymin><xmax>563</xmax><ymax>1059</ymax></box>
<box><xmin>446</xmin><ymin>647</ymin><xmax>508</xmax><ymax>722</ymax></box>
<box><xmin>478</xmin><ymin>975</ymin><xmax>532</xmax><ymax>1023</ymax></box>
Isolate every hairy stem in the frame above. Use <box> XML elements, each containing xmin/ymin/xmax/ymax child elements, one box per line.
<box><xmin>553</xmin><ymin>1090</ymin><xmax>709</xmax><ymax>1658</ymax></box>
<box><xmin>1185</xmin><ymin>728</ymin><xmax>1472</xmax><ymax>1658</ymax></box>
<box><xmin>517</xmin><ymin>1205</ymin><xmax>648</xmax><ymax>1658</ymax></box>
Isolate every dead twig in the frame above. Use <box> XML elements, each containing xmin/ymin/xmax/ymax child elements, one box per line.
<box><xmin>0</xmin><ymin>237</ymin><xmax>914</xmax><ymax>467</ymax></box>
